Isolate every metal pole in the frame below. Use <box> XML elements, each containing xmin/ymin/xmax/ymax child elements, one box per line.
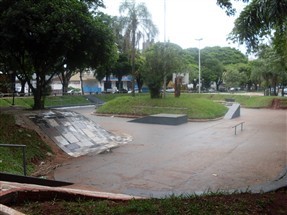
<box><xmin>163</xmin><ymin>0</ymin><xmax>167</xmax><ymax>98</ymax></box>
<box><xmin>196</xmin><ymin>38</ymin><xmax>202</xmax><ymax>93</ymax></box>
<box><xmin>164</xmin><ymin>0</ymin><xmax>166</xmax><ymax>43</ymax></box>
<box><xmin>22</xmin><ymin>146</ymin><xmax>27</xmax><ymax>176</ymax></box>
<box><xmin>12</xmin><ymin>70</ymin><xmax>15</xmax><ymax>105</ymax></box>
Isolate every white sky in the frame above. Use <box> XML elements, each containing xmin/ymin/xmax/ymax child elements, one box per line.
<box><xmin>101</xmin><ymin>0</ymin><xmax>248</xmax><ymax>52</ymax></box>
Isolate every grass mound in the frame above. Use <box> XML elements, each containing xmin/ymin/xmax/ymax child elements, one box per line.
<box><xmin>96</xmin><ymin>94</ymin><xmax>228</xmax><ymax>119</ymax></box>
<box><xmin>0</xmin><ymin>113</ymin><xmax>52</xmax><ymax>175</ymax></box>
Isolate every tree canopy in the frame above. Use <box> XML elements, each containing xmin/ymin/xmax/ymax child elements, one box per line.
<box><xmin>0</xmin><ymin>0</ymin><xmax>117</xmax><ymax>109</ymax></box>
<box><xmin>142</xmin><ymin>42</ymin><xmax>183</xmax><ymax>98</ymax></box>
<box><xmin>223</xmin><ymin>0</ymin><xmax>287</xmax><ymax>53</ymax></box>
<box><xmin>119</xmin><ymin>0</ymin><xmax>158</xmax><ymax>94</ymax></box>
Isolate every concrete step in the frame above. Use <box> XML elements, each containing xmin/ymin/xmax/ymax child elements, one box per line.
<box><xmin>129</xmin><ymin>114</ymin><xmax>188</xmax><ymax>125</ymax></box>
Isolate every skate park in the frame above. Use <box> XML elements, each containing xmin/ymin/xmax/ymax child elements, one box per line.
<box><xmin>52</xmin><ymin>106</ymin><xmax>286</xmax><ymax>198</ymax></box>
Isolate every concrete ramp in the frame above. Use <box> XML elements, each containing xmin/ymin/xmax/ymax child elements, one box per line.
<box><xmin>29</xmin><ymin>110</ymin><xmax>132</xmax><ymax>157</ymax></box>
<box><xmin>130</xmin><ymin>114</ymin><xmax>188</xmax><ymax>125</ymax></box>
<box><xmin>224</xmin><ymin>103</ymin><xmax>240</xmax><ymax>119</ymax></box>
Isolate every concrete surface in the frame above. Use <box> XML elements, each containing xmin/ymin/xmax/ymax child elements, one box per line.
<box><xmin>224</xmin><ymin>103</ymin><xmax>240</xmax><ymax>119</ymax></box>
<box><xmin>28</xmin><ymin>109</ymin><xmax>132</xmax><ymax>157</ymax></box>
<box><xmin>130</xmin><ymin>113</ymin><xmax>188</xmax><ymax>125</ymax></box>
<box><xmin>53</xmin><ymin>107</ymin><xmax>287</xmax><ymax>198</ymax></box>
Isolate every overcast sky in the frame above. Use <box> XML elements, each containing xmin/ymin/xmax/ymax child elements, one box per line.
<box><xmin>101</xmin><ymin>0</ymin><xmax>248</xmax><ymax>52</ymax></box>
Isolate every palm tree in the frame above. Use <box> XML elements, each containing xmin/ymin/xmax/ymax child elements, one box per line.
<box><xmin>119</xmin><ymin>0</ymin><xmax>158</xmax><ymax>94</ymax></box>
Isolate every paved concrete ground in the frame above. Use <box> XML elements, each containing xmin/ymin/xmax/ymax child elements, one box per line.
<box><xmin>54</xmin><ymin>107</ymin><xmax>286</xmax><ymax>198</ymax></box>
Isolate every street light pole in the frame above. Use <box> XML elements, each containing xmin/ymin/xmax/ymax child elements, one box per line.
<box><xmin>9</xmin><ymin>70</ymin><xmax>15</xmax><ymax>105</ymax></box>
<box><xmin>196</xmin><ymin>38</ymin><xmax>202</xmax><ymax>93</ymax></box>
<box><xmin>163</xmin><ymin>0</ymin><xmax>167</xmax><ymax>98</ymax></box>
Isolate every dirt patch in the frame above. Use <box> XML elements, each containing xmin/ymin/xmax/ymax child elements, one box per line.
<box><xmin>271</xmin><ymin>98</ymin><xmax>281</xmax><ymax>109</ymax></box>
<box><xmin>271</xmin><ymin>98</ymin><xmax>287</xmax><ymax>109</ymax></box>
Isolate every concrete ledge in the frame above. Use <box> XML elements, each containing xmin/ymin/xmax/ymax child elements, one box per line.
<box><xmin>129</xmin><ymin>114</ymin><xmax>188</xmax><ymax>125</ymax></box>
<box><xmin>0</xmin><ymin>204</ymin><xmax>25</xmax><ymax>215</ymax></box>
<box><xmin>0</xmin><ymin>181</ymin><xmax>144</xmax><ymax>205</ymax></box>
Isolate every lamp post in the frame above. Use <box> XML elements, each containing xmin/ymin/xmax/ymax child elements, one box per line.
<box><xmin>196</xmin><ymin>38</ymin><xmax>202</xmax><ymax>93</ymax></box>
<box><xmin>162</xmin><ymin>0</ymin><xmax>167</xmax><ymax>98</ymax></box>
<box><xmin>8</xmin><ymin>70</ymin><xmax>15</xmax><ymax>105</ymax></box>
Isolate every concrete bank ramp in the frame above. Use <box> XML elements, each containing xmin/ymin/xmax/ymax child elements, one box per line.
<box><xmin>224</xmin><ymin>103</ymin><xmax>240</xmax><ymax>119</ymax></box>
<box><xmin>129</xmin><ymin>113</ymin><xmax>188</xmax><ymax>125</ymax></box>
<box><xmin>29</xmin><ymin>110</ymin><xmax>132</xmax><ymax>157</ymax></box>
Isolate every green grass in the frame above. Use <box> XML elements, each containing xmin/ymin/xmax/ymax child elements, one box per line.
<box><xmin>96</xmin><ymin>94</ymin><xmax>223</xmax><ymax>119</ymax></box>
<box><xmin>0</xmin><ymin>113</ymin><xmax>52</xmax><ymax>175</ymax></box>
<box><xmin>98</xmin><ymin>93</ymin><xmax>268</xmax><ymax>119</ymax></box>
<box><xmin>178</xmin><ymin>93</ymin><xmax>277</xmax><ymax>108</ymax></box>
<box><xmin>44</xmin><ymin>95</ymin><xmax>92</xmax><ymax>107</ymax></box>
<box><xmin>12</xmin><ymin>189</ymin><xmax>287</xmax><ymax>215</ymax></box>
<box><xmin>0</xmin><ymin>95</ymin><xmax>92</xmax><ymax>108</ymax></box>
<box><xmin>93</xmin><ymin>93</ymin><xmax>134</xmax><ymax>102</ymax></box>
<box><xmin>0</xmin><ymin>93</ymin><xmax>282</xmax><ymax>110</ymax></box>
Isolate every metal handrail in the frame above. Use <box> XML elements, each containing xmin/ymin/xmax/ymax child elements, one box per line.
<box><xmin>232</xmin><ymin>122</ymin><xmax>245</xmax><ymax>135</ymax></box>
<box><xmin>0</xmin><ymin>144</ymin><xmax>27</xmax><ymax>176</ymax></box>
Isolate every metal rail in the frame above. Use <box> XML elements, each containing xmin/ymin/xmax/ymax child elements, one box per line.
<box><xmin>232</xmin><ymin>122</ymin><xmax>245</xmax><ymax>135</ymax></box>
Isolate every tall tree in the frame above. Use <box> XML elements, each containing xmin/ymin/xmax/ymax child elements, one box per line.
<box><xmin>224</xmin><ymin>0</ymin><xmax>287</xmax><ymax>57</ymax></box>
<box><xmin>142</xmin><ymin>42</ymin><xmax>183</xmax><ymax>98</ymax></box>
<box><xmin>113</xmin><ymin>53</ymin><xmax>131</xmax><ymax>91</ymax></box>
<box><xmin>254</xmin><ymin>45</ymin><xmax>286</xmax><ymax>95</ymax></box>
<box><xmin>119</xmin><ymin>0</ymin><xmax>158</xmax><ymax>95</ymax></box>
<box><xmin>0</xmin><ymin>0</ymin><xmax>117</xmax><ymax>109</ymax></box>
<box><xmin>218</xmin><ymin>0</ymin><xmax>287</xmax><ymax>93</ymax></box>
<box><xmin>216</xmin><ymin>0</ymin><xmax>249</xmax><ymax>16</ymax></box>
<box><xmin>185</xmin><ymin>46</ymin><xmax>247</xmax><ymax>90</ymax></box>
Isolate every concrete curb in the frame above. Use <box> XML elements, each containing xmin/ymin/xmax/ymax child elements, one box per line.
<box><xmin>0</xmin><ymin>204</ymin><xmax>25</xmax><ymax>215</ymax></box>
<box><xmin>0</xmin><ymin>181</ymin><xmax>145</xmax><ymax>214</ymax></box>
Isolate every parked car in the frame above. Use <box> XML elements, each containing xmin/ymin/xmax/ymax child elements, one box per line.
<box><xmin>67</xmin><ymin>89</ymin><xmax>81</xmax><ymax>95</ymax></box>
<box><xmin>115</xmin><ymin>89</ymin><xmax>128</xmax><ymax>93</ymax></box>
<box><xmin>166</xmin><ymin>88</ymin><xmax>175</xmax><ymax>93</ymax></box>
<box><xmin>208</xmin><ymin>88</ymin><xmax>216</xmax><ymax>93</ymax></box>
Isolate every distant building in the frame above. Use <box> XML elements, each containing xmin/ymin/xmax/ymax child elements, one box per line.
<box><xmin>50</xmin><ymin>70</ymin><xmax>132</xmax><ymax>94</ymax></box>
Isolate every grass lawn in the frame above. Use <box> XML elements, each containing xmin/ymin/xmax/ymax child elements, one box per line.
<box><xmin>95</xmin><ymin>93</ymin><xmax>279</xmax><ymax>119</ymax></box>
<box><xmin>189</xmin><ymin>93</ymin><xmax>277</xmax><ymax>108</ymax></box>
<box><xmin>0</xmin><ymin>95</ymin><xmax>93</xmax><ymax>108</ymax></box>
<box><xmin>0</xmin><ymin>114</ymin><xmax>52</xmax><ymax>175</ymax></box>
<box><xmin>11</xmin><ymin>188</ymin><xmax>287</xmax><ymax>215</ymax></box>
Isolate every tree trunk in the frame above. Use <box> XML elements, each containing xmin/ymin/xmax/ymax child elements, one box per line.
<box><xmin>174</xmin><ymin>76</ymin><xmax>181</xmax><ymax>98</ymax></box>
<box><xmin>80</xmin><ymin>70</ymin><xmax>84</xmax><ymax>95</ymax></box>
<box><xmin>32</xmin><ymin>88</ymin><xmax>45</xmax><ymax>109</ymax></box>
<box><xmin>62</xmin><ymin>79</ymin><xmax>69</xmax><ymax>95</ymax></box>
<box><xmin>20</xmin><ymin>79</ymin><xmax>26</xmax><ymax>96</ymax></box>
<box><xmin>31</xmin><ymin>70</ymin><xmax>50</xmax><ymax>110</ymax></box>
<box><xmin>118</xmin><ymin>75</ymin><xmax>123</xmax><ymax>91</ymax></box>
<box><xmin>131</xmin><ymin>21</ymin><xmax>136</xmax><ymax>97</ymax></box>
<box><xmin>136</xmin><ymin>74</ymin><xmax>143</xmax><ymax>93</ymax></box>
<box><xmin>149</xmin><ymin>87</ymin><xmax>161</xmax><ymax>98</ymax></box>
